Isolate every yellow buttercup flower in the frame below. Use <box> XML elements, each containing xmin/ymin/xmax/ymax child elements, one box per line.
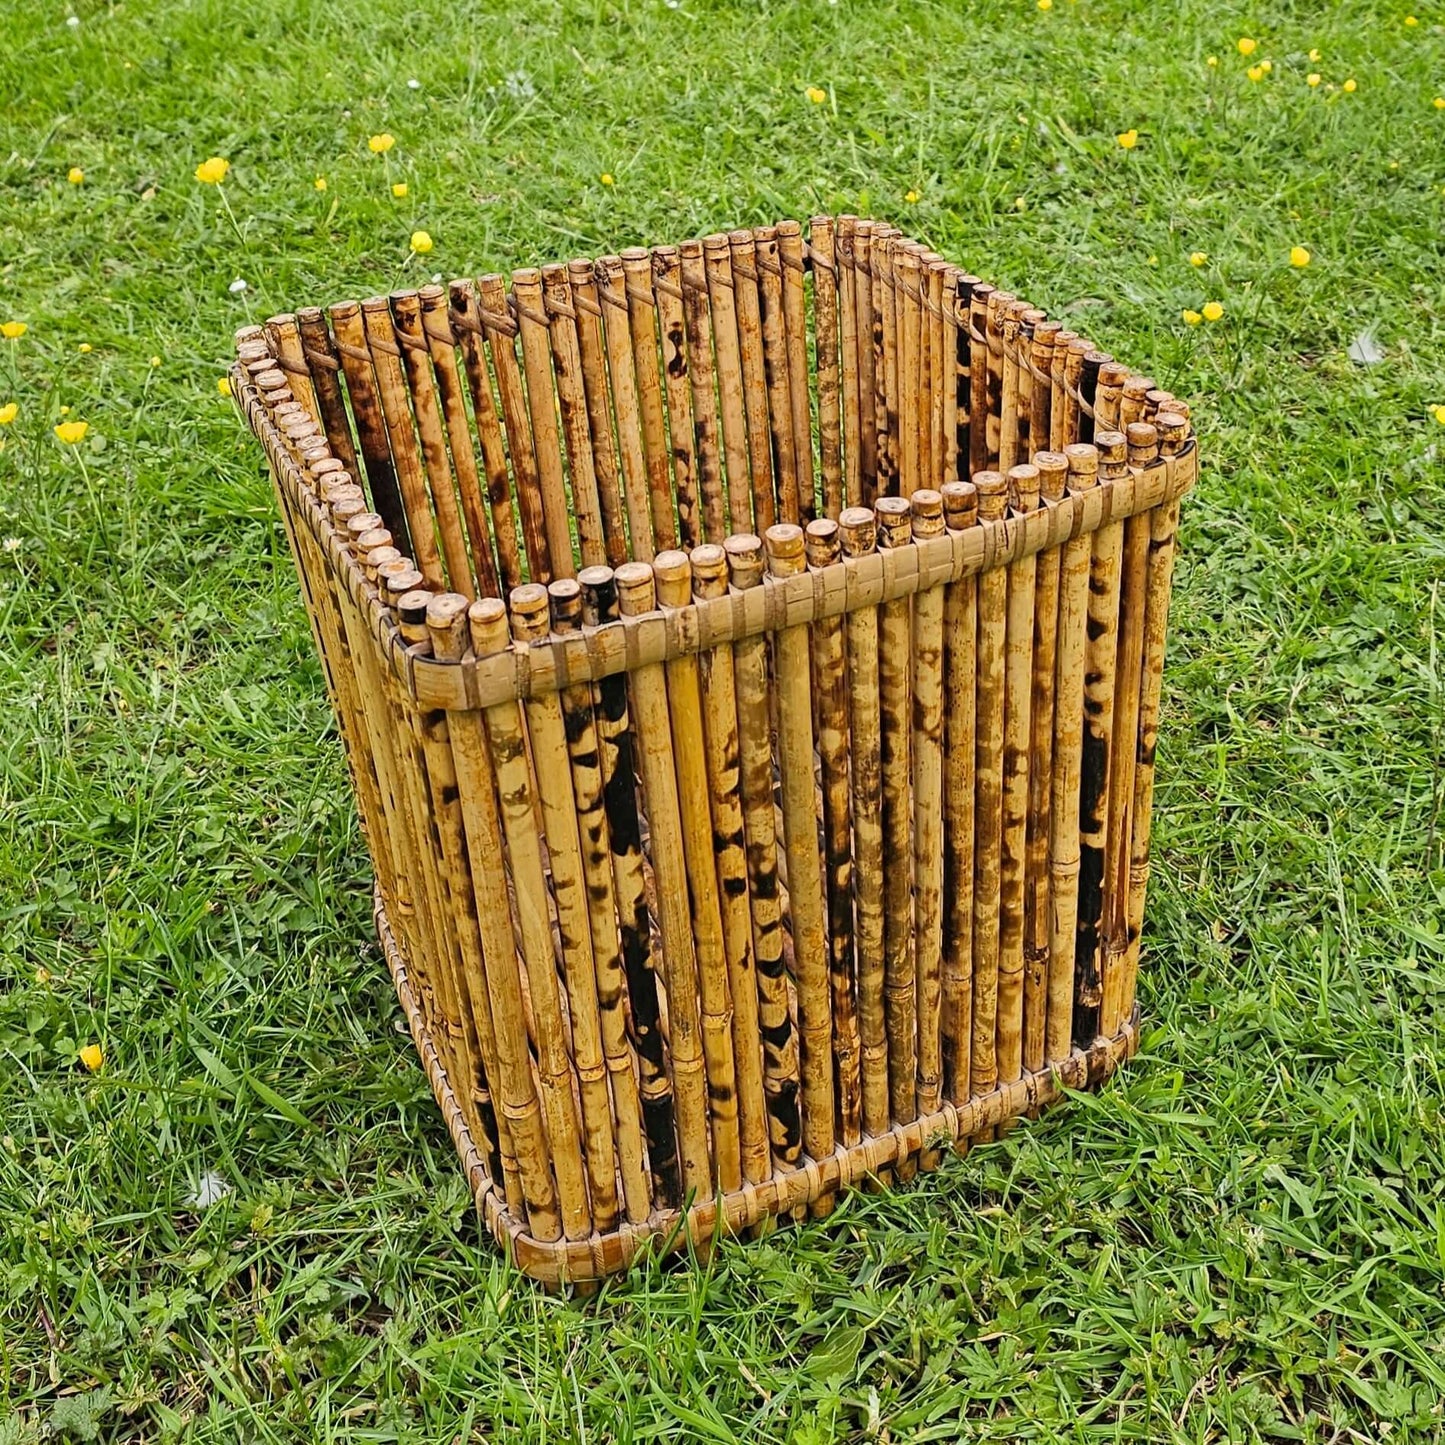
<box><xmin>217</xmin><ymin>376</ymin><xmax>232</xmax><ymax>396</ymax></box>
<box><xmin>1405</xmin><ymin>14</ymin><xmax>1418</xmax><ymax>24</ymax></box>
<box><xmin>79</xmin><ymin>1043</ymin><xmax>104</xmax><ymax>1072</ymax></box>
<box><xmin>1434</xmin><ymin>97</ymin><xmax>1445</xmax><ymax>109</ymax></box>
<box><xmin>1116</xmin><ymin>129</ymin><xmax>1139</xmax><ymax>148</ymax></box>
<box><xmin>392</xmin><ymin>182</ymin><xmax>408</xmax><ymax>197</ymax></box>
<box><xmin>1307</xmin><ymin>73</ymin><xmax>1322</xmax><ymax>86</ymax></box>
<box><xmin>1</xmin><ymin>322</ymin><xmax>27</xmax><ymax>339</ymax></box>
<box><xmin>0</xmin><ymin>403</ymin><xmax>17</xmax><ymax>425</ymax></box>
<box><xmin>600</xmin><ymin>172</ymin><xmax>614</xmax><ymax>186</ymax></box>
<box><xmin>315</xmin><ymin>176</ymin><xmax>328</xmax><ymax>191</ymax></box>
<box><xmin>905</xmin><ymin>189</ymin><xmax>920</xmax><ymax>203</ymax></box>
<box><xmin>1343</xmin><ymin>78</ymin><xmax>1357</xmax><ymax>92</ymax></box>
<box><xmin>1201</xmin><ymin>301</ymin><xmax>1224</xmax><ymax>322</ymax></box>
<box><xmin>1433</xmin><ymin>404</ymin><xmax>1445</xmax><ymax>424</ymax></box>
<box><xmin>1247</xmin><ymin>65</ymin><xmax>1265</xmax><ymax>81</ymax></box>
<box><xmin>1189</xmin><ymin>251</ymin><xmax>1208</xmax><ymax>266</ymax></box>
<box><xmin>1207</xmin><ymin>55</ymin><xmax>1219</xmax><ymax>67</ymax></box>
<box><xmin>1182</xmin><ymin>309</ymin><xmax>1202</xmax><ymax>325</ymax></box>
<box><xmin>1038</xmin><ymin>0</ymin><xmax>1052</xmax><ymax>9</ymax></box>
<box><xmin>368</xmin><ymin>133</ymin><xmax>395</xmax><ymax>153</ymax></box>
<box><xmin>78</xmin><ymin>343</ymin><xmax>91</xmax><ymax>353</ymax></box>
<box><xmin>54</xmin><ymin>420</ymin><xmax>89</xmax><ymax>444</ymax></box>
<box><xmin>806</xmin><ymin>85</ymin><xmax>827</xmax><ymax>104</ymax></box>
<box><xmin>150</xmin><ymin>356</ymin><xmax>161</xmax><ymax>367</ymax></box>
<box><xmin>68</xmin><ymin>167</ymin><xmax>84</xmax><ymax>184</ymax></box>
<box><xmin>1308</xmin><ymin>48</ymin><xmax>1321</xmax><ymax>61</ymax></box>
<box><xmin>1237</xmin><ymin>36</ymin><xmax>1257</xmax><ymax>56</ymax></box>
<box><xmin>409</xmin><ymin>230</ymin><xmax>433</xmax><ymax>254</ymax></box>
<box><xmin>194</xmin><ymin>156</ymin><xmax>230</xmax><ymax>184</ymax></box>
<box><xmin>1290</xmin><ymin>245</ymin><xmax>1311</xmax><ymax>267</ymax></box>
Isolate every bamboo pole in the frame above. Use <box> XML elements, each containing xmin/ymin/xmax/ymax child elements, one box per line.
<box><xmin>838</xmin><ymin>507</ymin><xmax>889</xmax><ymax>1141</ymax></box>
<box><xmin>810</xmin><ymin>217</ymin><xmax>843</xmax><ymax>520</ymax></box>
<box><xmin>941</xmin><ymin>480</ymin><xmax>978</xmax><ymax>1107</ymax></box>
<box><xmin>910</xmin><ymin>489</ymin><xmax>946</xmax><ymax>1161</ymax></box>
<box><xmin>702</xmin><ymin>235</ymin><xmax>755</xmax><ymax>536</ymax></box>
<box><xmin>853</xmin><ymin>221</ymin><xmax>878</xmax><ymax>504</ymax></box>
<box><xmin>1048</xmin><ymin>330</ymin><xmax>1078</xmax><ymax>453</ymax></box>
<box><xmin>653</xmin><ymin>246</ymin><xmax>702</xmax><ymax>548</ymax></box>
<box><xmin>765</xmin><ymin>524</ymin><xmax>835</xmax><ymax>1204</ymax></box>
<box><xmin>968</xmin><ymin>283</ymin><xmax>994</xmax><ymax>479</ymax></box>
<box><xmin>896</xmin><ymin>246</ymin><xmax>922</xmax><ymax>497</ymax></box>
<box><xmin>1079</xmin><ymin>350</ymin><xmax>1109</xmax><ymax>446</ymax></box>
<box><xmin>596</xmin><ymin>256</ymin><xmax>657</xmax><ymax>562</ymax></box>
<box><xmin>541</xmin><ymin>265</ymin><xmax>607</xmax><ymax>570</ymax></box>
<box><xmin>578</xmin><ymin>565</ymin><xmax>681</xmax><ymax>1206</ymax></box>
<box><xmin>621</xmin><ymin>249</ymin><xmax>677</xmax><ymax>553</ymax></box>
<box><xmin>691</xmin><ymin>544</ymin><xmax>770</xmax><ymax>1183</ymax></box>
<box><xmin>1102</xmin><ymin>422</ymin><xmax>1162</xmax><ymax>1038</ymax></box>
<box><xmin>1045</xmin><ymin>442</ymin><xmax>1099</xmax><ymax>1061</ymax></box>
<box><xmin>997</xmin><ymin>462</ymin><xmax>1040</xmax><ymax>1104</ymax></box>
<box><xmin>928</xmin><ymin>258</ymin><xmax>949</xmax><ymax>489</ymax></box>
<box><xmin>805</xmin><ymin>519</ymin><xmax>859</xmax><ymax>1146</ymax></box>
<box><xmin>730</xmin><ymin>230</ymin><xmax>776</xmax><ymax>533</ymax></box>
<box><xmin>875</xmin><ymin>495</ymin><xmax>915</xmax><ymax>1156</ymax></box>
<box><xmin>549</xmin><ymin>579</ymin><xmax>651</xmax><ymax>1222</ymax></box>
<box><xmin>985</xmin><ymin>291</ymin><xmax>1014</xmax><ymax>473</ymax></box>
<box><xmin>568</xmin><ymin>260</ymin><xmax>629</xmax><ymax>569</ymax></box>
<box><xmin>777</xmin><ymin>219</ymin><xmax>816</xmax><ymax>522</ymax></box>
<box><xmin>679</xmin><ymin>241</ymin><xmax>727</xmax><ymax>543</ymax></box>
<box><xmin>1095</xmin><ymin>361</ymin><xmax>1129</xmax><ymax>433</ymax></box>
<box><xmin>513</xmin><ymin>270</ymin><xmax>575</xmax><ymax>580</ymax></box>
<box><xmin>835</xmin><ymin>216</ymin><xmax>862</xmax><ymax>508</ymax></box>
<box><xmin>725</xmin><ymin>533</ymin><xmax>803</xmax><ymax>1168</ymax></box>
<box><xmin>510</xmin><ymin>583</ymin><xmax>619</xmax><ymax>1231</ymax></box>
<box><xmin>654</xmin><ymin>549</ymin><xmax>742</xmax><ymax>1194</ymax></box>
<box><xmin>997</xmin><ymin>301</ymin><xmax>1023</xmax><ymax>474</ymax></box>
<box><xmin>1023</xmin><ymin>451</ymin><xmax>1068</xmax><ymax>1074</ymax></box>
<box><xmin>952</xmin><ymin>277</ymin><xmax>977</xmax><ymax>484</ymax></box>
<box><xmin>448</xmin><ymin>280</ymin><xmax>524</xmax><ymax>592</ymax></box>
<box><xmin>875</xmin><ymin>229</ymin><xmax>901</xmax><ymax>497</ymax></box>
<box><xmin>615</xmin><ymin>562</ymin><xmax>714</xmax><ymax>1200</ymax></box>
<box><xmin>755</xmin><ymin>225</ymin><xmax>800</xmax><ymax>525</ymax></box>
<box><xmin>1029</xmin><ymin>319</ymin><xmax>1059</xmax><ymax>470</ymax></box>
<box><xmin>469</xmin><ymin>598</ymin><xmax>593</xmax><ymax>1237</ymax></box>
<box><xmin>418</xmin><ymin>286</ymin><xmax>499</xmax><ymax>598</ymax></box>
<box><xmin>477</xmin><ymin>274</ymin><xmax>551</xmax><ymax>582</ymax></box>
<box><xmin>289</xmin><ymin>310</ymin><xmax>358</xmax><ymax>477</ymax></box>
<box><xmin>970</xmin><ymin>470</ymin><xmax>1009</xmax><ymax>1137</ymax></box>
<box><xmin>1073</xmin><ymin>431</ymin><xmax>1127</xmax><ymax>1045</ymax></box>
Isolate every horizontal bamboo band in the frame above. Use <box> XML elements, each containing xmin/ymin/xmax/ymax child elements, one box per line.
<box><xmin>406</xmin><ymin>449</ymin><xmax>1195</xmax><ymax>711</ymax></box>
<box><xmin>378</xmin><ymin>884</ymin><xmax>1138</xmax><ymax>1287</ymax></box>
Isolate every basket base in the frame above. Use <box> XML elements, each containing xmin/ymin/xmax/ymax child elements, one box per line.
<box><xmin>376</xmin><ymin>886</ymin><xmax>1140</xmax><ymax>1287</ymax></box>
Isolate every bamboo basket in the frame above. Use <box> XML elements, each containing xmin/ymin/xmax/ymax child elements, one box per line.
<box><xmin>233</xmin><ymin>217</ymin><xmax>1196</xmax><ymax>1287</ymax></box>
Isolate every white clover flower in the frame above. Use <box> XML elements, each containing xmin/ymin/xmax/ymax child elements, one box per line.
<box><xmin>407</xmin><ymin>77</ymin><xmax>421</xmax><ymax>90</ymax></box>
<box><xmin>229</xmin><ymin>278</ymin><xmax>248</xmax><ymax>294</ymax></box>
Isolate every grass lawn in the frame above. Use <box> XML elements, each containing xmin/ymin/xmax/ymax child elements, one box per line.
<box><xmin>3</xmin><ymin>0</ymin><xmax>1444</xmax><ymax>1438</ymax></box>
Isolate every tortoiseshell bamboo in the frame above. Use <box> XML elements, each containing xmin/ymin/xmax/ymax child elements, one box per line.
<box><xmin>1047</xmin><ymin>328</ymin><xmax>1077</xmax><ymax>454</ymax></box>
<box><xmin>984</xmin><ymin>292</ymin><xmax>1014</xmax><ymax>472</ymax></box>
<box><xmin>578</xmin><ymin>566</ymin><xmax>680</xmax><ymax>1206</ymax></box>
<box><xmin>328</xmin><ymin>300</ymin><xmax>411</xmax><ymax>554</ymax></box>
<box><xmin>996</xmin><ymin>462</ymin><xmax>1039</xmax><ymax>1099</ymax></box>
<box><xmin>778</xmin><ymin>220</ymin><xmax>816</xmax><ymax>521</ymax></box>
<box><xmin>1045</xmin><ymin>442</ymin><xmax>1097</xmax><ymax>1062</ymax></box>
<box><xmin>548</xmin><ymin>579</ymin><xmax>651</xmax><ymax>1222</ymax></box>
<box><xmin>477</xmin><ymin>274</ymin><xmax>550</xmax><ymax>581</ymax></box>
<box><xmin>653</xmin><ymin>550</ymin><xmax>742</xmax><ymax>1193</ymax></box>
<box><xmin>1023</xmin><ymin>452</ymin><xmax>1068</xmax><ymax>1073</ymax></box>
<box><xmin>513</xmin><ymin>271</ymin><xmax>575</xmax><ymax>579</ymax></box>
<box><xmin>941</xmin><ymin>480</ymin><xmax>978</xmax><ymax>1104</ymax></box>
<box><xmin>997</xmin><ymin>301</ymin><xmax>1024</xmax><ymax>473</ymax></box>
<box><xmin>968</xmin><ymin>283</ymin><xmax>994</xmax><ymax>479</ymax></box>
<box><xmin>567</xmin><ymin>260</ymin><xmax>630</xmax><ymax>569</ymax></box>
<box><xmin>928</xmin><ymin>259</ymin><xmax>949</xmax><ymax>488</ymax></box>
<box><xmin>910</xmin><ymin>490</ymin><xmax>946</xmax><ymax>1149</ymax></box>
<box><xmin>1120</xmin><ymin>373</ymin><xmax>1153</xmax><ymax>432</ymax></box>
<box><xmin>1095</xmin><ymin>361</ymin><xmax>1129</xmax><ymax>434</ymax></box>
<box><xmin>292</xmin><ymin>309</ymin><xmax>360</xmax><ymax>476</ymax></box>
<box><xmin>852</xmin><ymin>221</ymin><xmax>878</xmax><ymax>503</ymax></box>
<box><xmin>691</xmin><ymin>545</ymin><xmax>770</xmax><ymax>1183</ymax></box>
<box><xmin>839</xmin><ymin>507</ymin><xmax>889</xmax><ymax>1139</ymax></box>
<box><xmin>448</xmin><ymin>280</ymin><xmax>524</xmax><ymax>591</ymax></box>
<box><xmin>391</xmin><ymin>291</ymin><xmax>475</xmax><ymax>594</ymax></box>
<box><xmin>1030</xmin><ymin>321</ymin><xmax>1060</xmax><ymax>465</ymax></box>
<box><xmin>614</xmin><ymin>562</ymin><xmax>713</xmax><ymax>1199</ymax></box>
<box><xmin>1079</xmin><ymin>350</ymin><xmax>1109</xmax><ymax>446</ymax></box>
<box><xmin>702</xmin><ymin>235</ymin><xmax>755</xmax><ymax>536</ymax></box>
<box><xmin>469</xmin><ymin>598</ymin><xmax>591</xmax><ymax>1237</ymax></box>
<box><xmin>970</xmin><ymin>471</ymin><xmax>1009</xmax><ymax>1132</ymax></box>
<box><xmin>805</xmin><ymin>519</ymin><xmax>860</xmax><ymax>1145</ymax></box>
<box><xmin>875</xmin><ymin>496</ymin><xmax>915</xmax><ymax>1145</ymax></box>
<box><xmin>1102</xmin><ymin>422</ymin><xmax>1163</xmax><ymax>1038</ymax></box>
<box><xmin>541</xmin><ymin>266</ymin><xmax>606</xmax><ymax>570</ymax></box>
<box><xmin>1017</xmin><ymin>307</ymin><xmax>1044</xmax><ymax>462</ymax></box>
<box><xmin>952</xmin><ymin>277</ymin><xmax>977</xmax><ymax>485</ymax></box>
<box><xmin>510</xmin><ymin>584</ymin><xmax>619</xmax><ymax>1229</ymax></box>
<box><xmin>875</xmin><ymin>229</ymin><xmax>901</xmax><ymax>497</ymax></box>
<box><xmin>1061</xmin><ymin>337</ymin><xmax>1090</xmax><ymax>454</ymax></box>
<box><xmin>729</xmin><ymin>230</ymin><xmax>777</xmax><ymax>533</ymax></box>
<box><xmin>1073</xmin><ymin>432</ymin><xmax>1127</xmax><ymax>1044</ymax></box>
<box><xmin>838</xmin><ymin>212</ymin><xmax>855</xmax><ymax>508</ymax></box>
<box><xmin>417</xmin><ymin>287</ymin><xmax>500</xmax><ymax>598</ymax></box>
<box><xmin>620</xmin><ymin>249</ymin><xmax>676</xmax><ymax>553</ymax></box>
<box><xmin>755</xmin><ymin>226</ymin><xmax>801</xmax><ymax>524</ymax></box>
<box><xmin>896</xmin><ymin>246</ymin><xmax>922</xmax><ymax>497</ymax></box>
<box><xmin>725</xmin><ymin>534</ymin><xmax>803</xmax><ymax>1167</ymax></box>
<box><xmin>1122</xmin><ymin>412</ymin><xmax>1190</xmax><ymax>1023</ymax></box>
<box><xmin>810</xmin><ymin>217</ymin><xmax>843</xmax><ymax>519</ymax></box>
<box><xmin>596</xmin><ymin>256</ymin><xmax>656</xmax><ymax>562</ymax></box>
<box><xmin>765</xmin><ymin>525</ymin><xmax>835</xmax><ymax>1196</ymax></box>
<box><xmin>679</xmin><ymin>241</ymin><xmax>727</xmax><ymax>542</ymax></box>
<box><xmin>653</xmin><ymin>247</ymin><xmax>702</xmax><ymax>548</ymax></box>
